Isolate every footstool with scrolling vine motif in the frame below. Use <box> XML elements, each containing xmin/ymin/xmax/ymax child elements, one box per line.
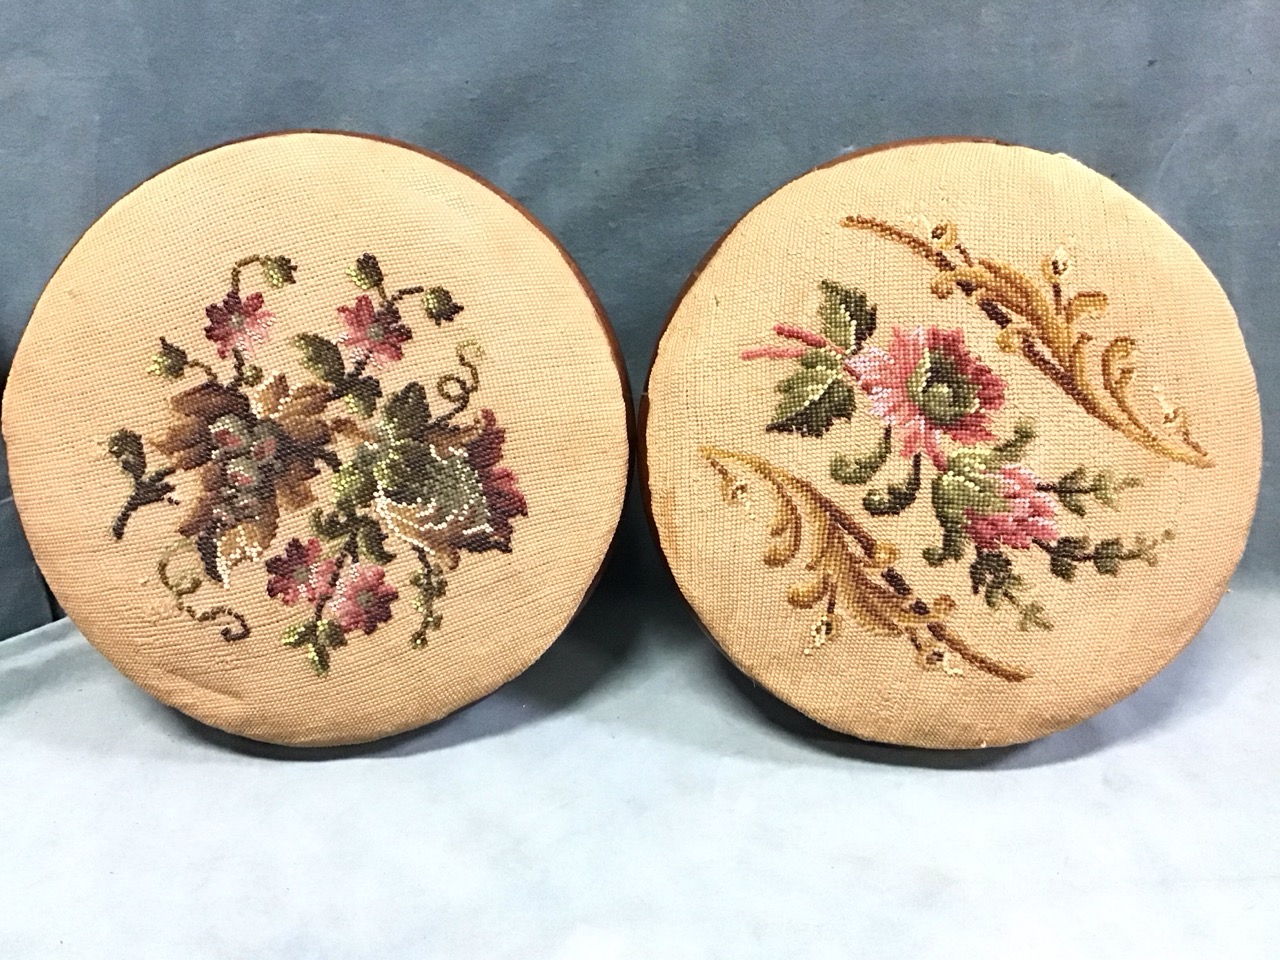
<box><xmin>642</xmin><ymin>138</ymin><xmax>1260</xmax><ymax>748</ymax></box>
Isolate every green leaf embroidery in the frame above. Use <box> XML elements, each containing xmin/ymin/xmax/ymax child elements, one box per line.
<box><xmin>315</xmin><ymin>619</ymin><xmax>346</xmax><ymax>650</ymax></box>
<box><xmin>347</xmin><ymin>253</ymin><xmax>384</xmax><ymax>291</ymax></box>
<box><xmin>923</xmin><ymin>524</ymin><xmax>968</xmax><ymax>566</ymax></box>
<box><xmin>309</xmin><ymin>507</ymin><xmax>395</xmax><ymax>564</ymax></box>
<box><xmin>107</xmin><ymin>429</ymin><xmax>177</xmax><ymax>540</ymax></box>
<box><xmin>989</xmin><ymin>422</ymin><xmax>1036</xmax><ymax>464</ymax></box>
<box><xmin>969</xmin><ymin>549</ymin><xmax>1019</xmax><ymax>607</ymax></box>
<box><xmin>282</xmin><ymin>618</ymin><xmax>346</xmax><ymax>675</ymax></box>
<box><xmin>817</xmin><ymin>280</ymin><xmax>877</xmax><ymax>353</ymax></box>
<box><xmin>863</xmin><ymin>452</ymin><xmax>921</xmax><ymax>516</ymax></box>
<box><xmin>931</xmin><ymin>450</ymin><xmax>1007</xmax><ymax>525</ymax></box>
<box><xmin>261</xmin><ymin>256</ymin><xmax>298</xmax><ymax>288</ymax></box>
<box><xmin>355</xmin><ymin>519</ymin><xmax>395</xmax><ymax>565</ymax></box>
<box><xmin>1016</xmin><ymin>603</ymin><xmax>1053</xmax><ymax>631</ymax></box>
<box><xmin>967</xmin><ymin>550</ymin><xmax>1053</xmax><ymax>631</ymax></box>
<box><xmin>1091</xmin><ymin>538</ymin><xmax>1125</xmax><ymax>575</ymax></box>
<box><xmin>831</xmin><ymin>427</ymin><xmax>892</xmax><ymax>485</ymax></box>
<box><xmin>281</xmin><ymin>620</ymin><xmax>317</xmax><ymax>648</ymax></box>
<box><xmin>1041</xmin><ymin>531</ymin><xmax>1172</xmax><ymax>581</ymax></box>
<box><xmin>380</xmin><ymin>382</ymin><xmax>432</xmax><ymax>441</ymax></box>
<box><xmin>423</xmin><ymin>287</ymin><xmax>464</xmax><ymax>325</ymax></box>
<box><xmin>407</xmin><ymin>556</ymin><xmax>447</xmax><ymax>648</ymax></box>
<box><xmin>343</xmin><ymin>375</ymin><xmax>382</xmax><ymax>418</ymax></box>
<box><xmin>1044</xmin><ymin>536</ymin><xmax>1091</xmax><ymax>580</ymax></box>
<box><xmin>331</xmin><ymin>450</ymin><xmax>378</xmax><ymax>512</ymax></box>
<box><xmin>107</xmin><ymin>429</ymin><xmax>147</xmax><ymax>480</ymax></box>
<box><xmin>766</xmin><ymin>349</ymin><xmax>855</xmax><ymax>437</ymax></box>
<box><xmin>293</xmin><ymin>333</ymin><xmax>345</xmax><ymax>384</ymax></box>
<box><xmin>307</xmin><ymin>645</ymin><xmax>330</xmax><ymax>673</ymax></box>
<box><xmin>230</xmin><ymin>253</ymin><xmax>297</xmax><ymax>292</ymax></box>
<box><xmin>311</xmin><ymin>508</ymin><xmax>345</xmax><ymax>541</ymax></box>
<box><xmin>148</xmin><ymin>339</ymin><xmax>189</xmax><ymax>379</ymax></box>
<box><xmin>1049</xmin><ymin>466</ymin><xmax>1141</xmax><ymax>517</ymax></box>
<box><xmin>1056</xmin><ymin>468</ymin><xmax>1089</xmax><ymax>516</ymax></box>
<box><xmin>372</xmin><ymin>441</ymin><xmax>488</xmax><ymax>526</ymax></box>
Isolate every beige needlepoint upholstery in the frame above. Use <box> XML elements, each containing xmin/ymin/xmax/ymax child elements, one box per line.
<box><xmin>3</xmin><ymin>131</ymin><xmax>630</xmax><ymax>746</ymax></box>
<box><xmin>643</xmin><ymin>138</ymin><xmax>1260</xmax><ymax>748</ymax></box>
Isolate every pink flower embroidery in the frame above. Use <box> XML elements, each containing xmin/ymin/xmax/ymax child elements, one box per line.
<box><xmin>265</xmin><ymin>537</ymin><xmax>338</xmax><ymax>606</ymax></box>
<box><xmin>331</xmin><ymin>564</ymin><xmax>399</xmax><ymax>635</ymax></box>
<box><xmin>846</xmin><ymin>326</ymin><xmax>1006</xmax><ymax>469</ymax></box>
<box><xmin>460</xmin><ymin>408</ymin><xmax>529</xmax><ymax>553</ymax></box>
<box><xmin>965</xmin><ymin>465</ymin><xmax>1060</xmax><ymax>550</ymax></box>
<box><xmin>337</xmin><ymin>295</ymin><xmax>413</xmax><ymax>365</ymax></box>
<box><xmin>204</xmin><ymin>290</ymin><xmax>273</xmax><ymax>358</ymax></box>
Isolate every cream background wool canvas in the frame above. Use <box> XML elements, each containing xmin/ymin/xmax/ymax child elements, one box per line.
<box><xmin>3</xmin><ymin>132</ymin><xmax>631</xmax><ymax>746</ymax></box>
<box><xmin>644</xmin><ymin>139</ymin><xmax>1261</xmax><ymax>748</ymax></box>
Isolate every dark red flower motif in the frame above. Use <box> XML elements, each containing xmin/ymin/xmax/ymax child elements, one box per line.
<box><xmin>460</xmin><ymin>409</ymin><xmax>529</xmax><ymax>553</ymax></box>
<box><xmin>204</xmin><ymin>290</ymin><xmax>273</xmax><ymax>358</ymax></box>
<box><xmin>331</xmin><ymin>564</ymin><xmax>399</xmax><ymax>634</ymax></box>
<box><xmin>265</xmin><ymin>537</ymin><xmax>338</xmax><ymax>606</ymax></box>
<box><xmin>336</xmin><ymin>295</ymin><xmax>413</xmax><ymax>365</ymax></box>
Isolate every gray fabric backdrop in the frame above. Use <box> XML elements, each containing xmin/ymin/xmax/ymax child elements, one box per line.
<box><xmin>1</xmin><ymin>0</ymin><xmax>1275</xmax><ymax>639</ymax></box>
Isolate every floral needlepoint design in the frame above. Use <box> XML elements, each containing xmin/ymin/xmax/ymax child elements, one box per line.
<box><xmin>204</xmin><ymin>290</ymin><xmax>273</xmax><ymax>358</ymax></box>
<box><xmin>714</xmin><ymin>222</ymin><xmax>1197</xmax><ymax>681</ymax></box>
<box><xmin>331</xmin><ymin>564</ymin><xmax>399</xmax><ymax>635</ymax></box>
<box><xmin>847</xmin><ymin>326</ymin><xmax>1005</xmax><ymax>469</ymax></box>
<box><xmin>960</xmin><ymin>464</ymin><xmax>1059</xmax><ymax>552</ymax></box>
<box><xmin>337</xmin><ymin>294</ymin><xmax>414</xmax><ymax>366</ymax></box>
<box><xmin>265</xmin><ymin>538</ymin><xmax>337</xmax><ymax>606</ymax></box>
<box><xmin>841</xmin><ymin>216</ymin><xmax>1212</xmax><ymax>468</ymax></box>
<box><xmin>107</xmin><ymin>252</ymin><xmax>526</xmax><ymax>675</ymax></box>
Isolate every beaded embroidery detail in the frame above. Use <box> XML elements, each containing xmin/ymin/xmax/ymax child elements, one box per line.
<box><xmin>108</xmin><ymin>254</ymin><xmax>527</xmax><ymax>674</ymax></box>
<box><xmin>712</xmin><ymin>223</ymin><xmax>1196</xmax><ymax>681</ymax></box>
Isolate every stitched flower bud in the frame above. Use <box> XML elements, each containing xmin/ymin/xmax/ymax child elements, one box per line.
<box><xmin>148</xmin><ymin>339</ymin><xmax>188</xmax><ymax>379</ymax></box>
<box><xmin>962</xmin><ymin>463</ymin><xmax>1059</xmax><ymax>551</ymax></box>
<box><xmin>1040</xmin><ymin>246</ymin><xmax>1071</xmax><ymax>283</ymax></box>
<box><xmin>261</xmin><ymin>255</ymin><xmax>298</xmax><ymax>288</ymax></box>
<box><xmin>423</xmin><ymin>286</ymin><xmax>464</xmax><ymax>325</ymax></box>
<box><xmin>346</xmin><ymin>253</ymin><xmax>384</xmax><ymax>290</ymax></box>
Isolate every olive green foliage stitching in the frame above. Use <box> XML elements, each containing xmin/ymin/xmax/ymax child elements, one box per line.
<box><xmin>818</xmin><ymin>278</ymin><xmax>877</xmax><ymax>351</ymax></box>
<box><xmin>1049</xmin><ymin>467</ymin><xmax>1141</xmax><ymax>517</ymax></box>
<box><xmin>108</xmin><ymin>252</ymin><xmax>526</xmax><ymax>675</ymax></box>
<box><xmin>1037</xmin><ymin>530</ymin><xmax>1174</xmax><ymax>581</ymax></box>
<box><xmin>766</xmin><ymin>348</ymin><xmax>855</xmax><ymax>436</ymax></box>
<box><xmin>831</xmin><ymin>427</ymin><xmax>891</xmax><ymax>486</ymax></box>
<box><xmin>107</xmin><ymin>429</ymin><xmax>177</xmax><ymax>540</ymax></box>
<box><xmin>968</xmin><ymin>550</ymin><xmax>1052</xmax><ymax>631</ymax></box>
<box><xmin>734</xmin><ymin>263</ymin><xmax>1180</xmax><ymax>656</ymax></box>
<box><xmin>863</xmin><ymin>452</ymin><xmax>921</xmax><ymax>516</ymax></box>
